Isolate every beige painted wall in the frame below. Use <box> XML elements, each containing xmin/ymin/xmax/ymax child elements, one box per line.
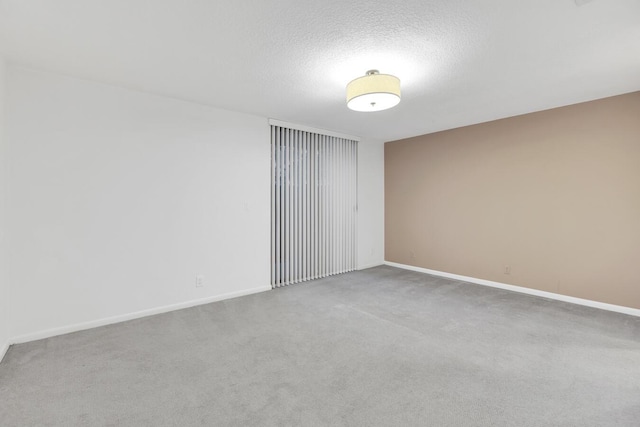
<box><xmin>385</xmin><ymin>92</ymin><xmax>640</xmax><ymax>309</ymax></box>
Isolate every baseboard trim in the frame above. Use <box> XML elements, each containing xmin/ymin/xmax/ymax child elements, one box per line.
<box><xmin>358</xmin><ymin>262</ymin><xmax>384</xmax><ymax>271</ymax></box>
<box><xmin>10</xmin><ymin>285</ymin><xmax>272</xmax><ymax>345</ymax></box>
<box><xmin>0</xmin><ymin>341</ymin><xmax>9</xmax><ymax>364</ymax></box>
<box><xmin>384</xmin><ymin>261</ymin><xmax>640</xmax><ymax>317</ymax></box>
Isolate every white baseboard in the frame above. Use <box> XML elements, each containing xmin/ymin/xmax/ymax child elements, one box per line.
<box><xmin>10</xmin><ymin>285</ymin><xmax>272</xmax><ymax>345</ymax></box>
<box><xmin>0</xmin><ymin>341</ymin><xmax>9</xmax><ymax>363</ymax></box>
<box><xmin>384</xmin><ymin>261</ymin><xmax>640</xmax><ymax>317</ymax></box>
<box><xmin>358</xmin><ymin>262</ymin><xmax>384</xmax><ymax>271</ymax></box>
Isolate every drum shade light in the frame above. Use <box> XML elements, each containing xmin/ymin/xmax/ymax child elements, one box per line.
<box><xmin>346</xmin><ymin>70</ymin><xmax>401</xmax><ymax>112</ymax></box>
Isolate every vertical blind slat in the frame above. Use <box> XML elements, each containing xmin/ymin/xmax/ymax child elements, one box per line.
<box><xmin>286</xmin><ymin>128</ymin><xmax>291</xmax><ymax>284</ymax></box>
<box><xmin>293</xmin><ymin>130</ymin><xmax>299</xmax><ymax>283</ymax></box>
<box><xmin>302</xmin><ymin>131</ymin><xmax>306</xmax><ymax>281</ymax></box>
<box><xmin>270</xmin><ymin>126</ymin><xmax>275</xmax><ymax>285</ymax></box>
<box><xmin>275</xmin><ymin>127</ymin><xmax>281</xmax><ymax>286</ymax></box>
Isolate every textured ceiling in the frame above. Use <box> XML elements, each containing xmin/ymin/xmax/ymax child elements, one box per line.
<box><xmin>1</xmin><ymin>0</ymin><xmax>639</xmax><ymax>141</ymax></box>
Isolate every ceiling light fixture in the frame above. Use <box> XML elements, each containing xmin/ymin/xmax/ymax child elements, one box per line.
<box><xmin>346</xmin><ymin>70</ymin><xmax>401</xmax><ymax>112</ymax></box>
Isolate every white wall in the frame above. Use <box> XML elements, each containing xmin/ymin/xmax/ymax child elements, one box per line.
<box><xmin>357</xmin><ymin>139</ymin><xmax>385</xmax><ymax>269</ymax></box>
<box><xmin>0</xmin><ymin>57</ymin><xmax>9</xmax><ymax>359</ymax></box>
<box><xmin>5</xmin><ymin>67</ymin><xmax>271</xmax><ymax>341</ymax></box>
<box><xmin>3</xmin><ymin>66</ymin><xmax>385</xmax><ymax>344</ymax></box>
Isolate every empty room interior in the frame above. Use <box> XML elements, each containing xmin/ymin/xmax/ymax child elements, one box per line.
<box><xmin>1</xmin><ymin>1</ymin><xmax>639</xmax><ymax>426</ymax></box>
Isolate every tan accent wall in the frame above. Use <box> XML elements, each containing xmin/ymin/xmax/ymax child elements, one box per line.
<box><xmin>385</xmin><ymin>92</ymin><xmax>640</xmax><ymax>309</ymax></box>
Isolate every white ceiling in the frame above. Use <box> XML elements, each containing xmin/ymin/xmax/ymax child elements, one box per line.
<box><xmin>1</xmin><ymin>0</ymin><xmax>639</xmax><ymax>142</ymax></box>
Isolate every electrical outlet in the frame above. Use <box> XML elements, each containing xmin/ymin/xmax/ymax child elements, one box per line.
<box><xmin>504</xmin><ymin>265</ymin><xmax>511</xmax><ymax>275</ymax></box>
<box><xmin>195</xmin><ymin>275</ymin><xmax>204</xmax><ymax>288</ymax></box>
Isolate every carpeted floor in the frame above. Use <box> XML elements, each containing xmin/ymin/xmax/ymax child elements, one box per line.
<box><xmin>1</xmin><ymin>266</ymin><xmax>639</xmax><ymax>426</ymax></box>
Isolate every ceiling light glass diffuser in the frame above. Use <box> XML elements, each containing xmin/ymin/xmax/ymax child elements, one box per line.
<box><xmin>346</xmin><ymin>70</ymin><xmax>401</xmax><ymax>112</ymax></box>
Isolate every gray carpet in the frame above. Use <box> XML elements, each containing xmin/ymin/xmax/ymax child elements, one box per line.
<box><xmin>1</xmin><ymin>266</ymin><xmax>639</xmax><ymax>426</ymax></box>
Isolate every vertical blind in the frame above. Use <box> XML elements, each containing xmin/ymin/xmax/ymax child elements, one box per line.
<box><xmin>271</xmin><ymin>124</ymin><xmax>358</xmax><ymax>288</ymax></box>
